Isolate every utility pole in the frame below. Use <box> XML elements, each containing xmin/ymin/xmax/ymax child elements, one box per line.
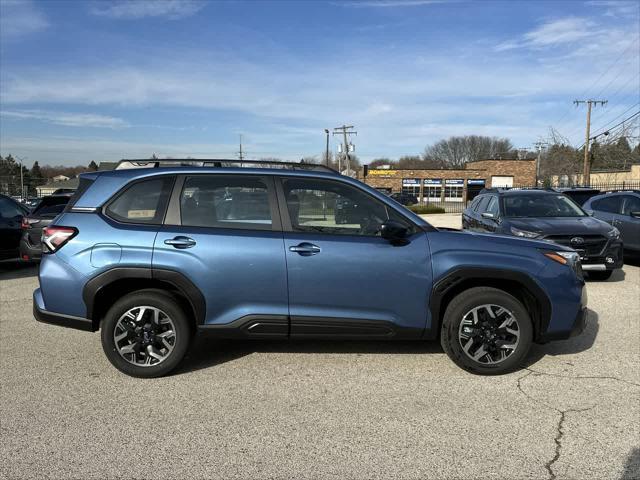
<box><xmin>332</xmin><ymin>125</ymin><xmax>357</xmax><ymax>175</ymax></box>
<box><xmin>238</xmin><ymin>134</ymin><xmax>244</xmax><ymax>161</ymax></box>
<box><xmin>324</xmin><ymin>129</ymin><xmax>330</xmax><ymax>167</ymax></box>
<box><xmin>533</xmin><ymin>141</ymin><xmax>548</xmax><ymax>186</ymax></box>
<box><xmin>574</xmin><ymin>99</ymin><xmax>607</xmax><ymax>185</ymax></box>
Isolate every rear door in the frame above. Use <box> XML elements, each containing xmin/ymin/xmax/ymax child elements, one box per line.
<box><xmin>276</xmin><ymin>176</ymin><xmax>432</xmax><ymax>338</ymax></box>
<box><xmin>153</xmin><ymin>174</ymin><xmax>289</xmax><ymax>331</ymax></box>
<box><xmin>620</xmin><ymin>194</ymin><xmax>640</xmax><ymax>251</ymax></box>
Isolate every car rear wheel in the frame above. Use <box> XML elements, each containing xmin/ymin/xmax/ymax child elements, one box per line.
<box><xmin>101</xmin><ymin>291</ymin><xmax>191</xmax><ymax>378</ymax></box>
<box><xmin>440</xmin><ymin>287</ymin><xmax>533</xmax><ymax>375</ymax></box>
<box><xmin>587</xmin><ymin>270</ymin><xmax>613</xmax><ymax>281</ymax></box>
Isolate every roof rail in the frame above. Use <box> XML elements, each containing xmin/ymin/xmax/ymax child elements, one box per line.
<box><xmin>115</xmin><ymin>158</ymin><xmax>339</xmax><ymax>174</ymax></box>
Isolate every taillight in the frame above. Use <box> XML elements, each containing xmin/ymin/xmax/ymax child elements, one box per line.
<box><xmin>21</xmin><ymin>217</ymin><xmax>39</xmax><ymax>229</ymax></box>
<box><xmin>42</xmin><ymin>226</ymin><xmax>77</xmax><ymax>253</ymax></box>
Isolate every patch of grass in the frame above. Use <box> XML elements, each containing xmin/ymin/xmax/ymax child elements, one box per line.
<box><xmin>408</xmin><ymin>205</ymin><xmax>446</xmax><ymax>214</ymax></box>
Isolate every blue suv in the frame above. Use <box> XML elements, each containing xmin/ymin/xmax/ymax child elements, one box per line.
<box><xmin>34</xmin><ymin>160</ymin><xmax>587</xmax><ymax>377</ymax></box>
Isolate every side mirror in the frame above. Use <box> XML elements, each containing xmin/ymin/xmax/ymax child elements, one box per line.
<box><xmin>631</xmin><ymin>211</ymin><xmax>640</xmax><ymax>219</ymax></box>
<box><xmin>481</xmin><ymin>212</ymin><xmax>495</xmax><ymax>219</ymax></box>
<box><xmin>380</xmin><ymin>219</ymin><xmax>410</xmax><ymax>245</ymax></box>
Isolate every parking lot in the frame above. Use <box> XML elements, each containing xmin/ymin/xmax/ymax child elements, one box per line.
<box><xmin>1</xmin><ymin>214</ymin><xmax>638</xmax><ymax>479</ymax></box>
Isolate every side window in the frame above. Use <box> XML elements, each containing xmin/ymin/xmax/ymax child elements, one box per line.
<box><xmin>468</xmin><ymin>196</ymin><xmax>481</xmax><ymax>211</ymax></box>
<box><xmin>592</xmin><ymin>196</ymin><xmax>622</xmax><ymax>214</ymax></box>
<box><xmin>622</xmin><ymin>195</ymin><xmax>640</xmax><ymax>215</ymax></box>
<box><xmin>0</xmin><ymin>198</ymin><xmax>25</xmax><ymax>219</ymax></box>
<box><xmin>282</xmin><ymin>178</ymin><xmax>413</xmax><ymax>236</ymax></box>
<box><xmin>105</xmin><ymin>177</ymin><xmax>174</xmax><ymax>224</ymax></box>
<box><xmin>486</xmin><ymin>196</ymin><xmax>499</xmax><ymax>216</ymax></box>
<box><xmin>180</xmin><ymin>175</ymin><xmax>272</xmax><ymax>230</ymax></box>
<box><xmin>474</xmin><ymin>196</ymin><xmax>489</xmax><ymax>213</ymax></box>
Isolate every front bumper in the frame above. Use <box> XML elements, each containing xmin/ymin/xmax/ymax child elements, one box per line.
<box><xmin>33</xmin><ymin>288</ymin><xmax>95</xmax><ymax>332</ymax></box>
<box><xmin>538</xmin><ymin>281</ymin><xmax>588</xmax><ymax>342</ymax></box>
<box><xmin>579</xmin><ymin>240</ymin><xmax>623</xmax><ymax>271</ymax></box>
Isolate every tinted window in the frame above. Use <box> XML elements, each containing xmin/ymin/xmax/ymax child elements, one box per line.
<box><xmin>180</xmin><ymin>176</ymin><xmax>272</xmax><ymax>229</ymax></box>
<box><xmin>622</xmin><ymin>195</ymin><xmax>640</xmax><ymax>215</ymax></box>
<box><xmin>486</xmin><ymin>196</ymin><xmax>499</xmax><ymax>216</ymax></box>
<box><xmin>469</xmin><ymin>196</ymin><xmax>482</xmax><ymax>211</ymax></box>
<box><xmin>503</xmin><ymin>194</ymin><xmax>585</xmax><ymax>218</ymax></box>
<box><xmin>63</xmin><ymin>177</ymin><xmax>94</xmax><ymax>212</ymax></box>
<box><xmin>592</xmin><ymin>196</ymin><xmax>622</xmax><ymax>214</ymax></box>
<box><xmin>34</xmin><ymin>196</ymin><xmax>70</xmax><ymax>216</ymax></box>
<box><xmin>282</xmin><ymin>178</ymin><xmax>412</xmax><ymax>236</ymax></box>
<box><xmin>106</xmin><ymin>177</ymin><xmax>174</xmax><ymax>224</ymax></box>
<box><xmin>0</xmin><ymin>198</ymin><xmax>24</xmax><ymax>219</ymax></box>
<box><xmin>474</xmin><ymin>196</ymin><xmax>489</xmax><ymax>213</ymax></box>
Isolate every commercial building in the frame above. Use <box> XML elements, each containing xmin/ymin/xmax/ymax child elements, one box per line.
<box><xmin>359</xmin><ymin>159</ymin><xmax>536</xmax><ymax>203</ymax></box>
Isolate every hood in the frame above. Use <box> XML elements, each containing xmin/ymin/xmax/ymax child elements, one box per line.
<box><xmin>451</xmin><ymin>229</ymin><xmax>574</xmax><ymax>252</ymax></box>
<box><xmin>505</xmin><ymin>216</ymin><xmax>613</xmax><ymax>236</ymax></box>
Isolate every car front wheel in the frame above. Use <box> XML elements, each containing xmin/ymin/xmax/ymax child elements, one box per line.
<box><xmin>101</xmin><ymin>290</ymin><xmax>191</xmax><ymax>378</ymax></box>
<box><xmin>440</xmin><ymin>287</ymin><xmax>533</xmax><ymax>375</ymax></box>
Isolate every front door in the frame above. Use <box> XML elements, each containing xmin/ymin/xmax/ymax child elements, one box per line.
<box><xmin>277</xmin><ymin>177</ymin><xmax>432</xmax><ymax>338</ymax></box>
<box><xmin>620</xmin><ymin>195</ymin><xmax>640</xmax><ymax>251</ymax></box>
<box><xmin>153</xmin><ymin>175</ymin><xmax>288</xmax><ymax>331</ymax></box>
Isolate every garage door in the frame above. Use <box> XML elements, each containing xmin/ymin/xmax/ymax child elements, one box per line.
<box><xmin>491</xmin><ymin>176</ymin><xmax>513</xmax><ymax>188</ymax></box>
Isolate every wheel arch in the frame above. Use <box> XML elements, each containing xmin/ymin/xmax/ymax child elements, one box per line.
<box><xmin>83</xmin><ymin>267</ymin><xmax>206</xmax><ymax>330</ymax></box>
<box><xmin>428</xmin><ymin>267</ymin><xmax>551</xmax><ymax>342</ymax></box>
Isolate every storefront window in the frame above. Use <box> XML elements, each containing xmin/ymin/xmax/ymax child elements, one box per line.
<box><xmin>423</xmin><ymin>179</ymin><xmax>442</xmax><ymax>201</ymax></box>
<box><xmin>445</xmin><ymin>179</ymin><xmax>464</xmax><ymax>202</ymax></box>
<box><xmin>402</xmin><ymin>178</ymin><xmax>421</xmax><ymax>197</ymax></box>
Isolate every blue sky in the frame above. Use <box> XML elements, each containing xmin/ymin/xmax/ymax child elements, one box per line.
<box><xmin>0</xmin><ymin>0</ymin><xmax>638</xmax><ymax>166</ymax></box>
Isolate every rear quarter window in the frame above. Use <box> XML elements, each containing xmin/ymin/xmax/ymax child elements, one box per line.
<box><xmin>105</xmin><ymin>176</ymin><xmax>174</xmax><ymax>224</ymax></box>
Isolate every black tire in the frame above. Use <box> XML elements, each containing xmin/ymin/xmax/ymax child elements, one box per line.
<box><xmin>440</xmin><ymin>287</ymin><xmax>533</xmax><ymax>375</ymax></box>
<box><xmin>101</xmin><ymin>290</ymin><xmax>191</xmax><ymax>378</ymax></box>
<box><xmin>587</xmin><ymin>270</ymin><xmax>613</xmax><ymax>281</ymax></box>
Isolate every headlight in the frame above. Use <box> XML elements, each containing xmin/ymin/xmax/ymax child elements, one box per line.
<box><xmin>510</xmin><ymin>226</ymin><xmax>541</xmax><ymax>238</ymax></box>
<box><xmin>606</xmin><ymin>227</ymin><xmax>620</xmax><ymax>239</ymax></box>
<box><xmin>543</xmin><ymin>250</ymin><xmax>582</xmax><ymax>278</ymax></box>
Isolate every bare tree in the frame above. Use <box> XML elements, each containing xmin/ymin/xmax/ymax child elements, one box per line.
<box><xmin>423</xmin><ymin>135</ymin><xmax>513</xmax><ymax>168</ymax></box>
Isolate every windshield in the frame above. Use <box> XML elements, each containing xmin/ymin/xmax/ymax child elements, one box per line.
<box><xmin>503</xmin><ymin>194</ymin><xmax>586</xmax><ymax>218</ymax></box>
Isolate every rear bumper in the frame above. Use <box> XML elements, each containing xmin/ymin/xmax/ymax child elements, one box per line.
<box><xmin>33</xmin><ymin>288</ymin><xmax>95</xmax><ymax>332</ymax></box>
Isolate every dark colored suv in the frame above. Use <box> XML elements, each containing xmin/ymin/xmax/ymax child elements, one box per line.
<box><xmin>35</xmin><ymin>160</ymin><xmax>587</xmax><ymax>378</ymax></box>
<box><xmin>462</xmin><ymin>189</ymin><xmax>623</xmax><ymax>280</ymax></box>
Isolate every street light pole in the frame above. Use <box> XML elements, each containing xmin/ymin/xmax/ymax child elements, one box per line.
<box><xmin>324</xmin><ymin>129</ymin><xmax>330</xmax><ymax>167</ymax></box>
<box><xmin>16</xmin><ymin>156</ymin><xmax>26</xmax><ymax>201</ymax></box>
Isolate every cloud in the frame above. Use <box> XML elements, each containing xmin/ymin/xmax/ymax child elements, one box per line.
<box><xmin>0</xmin><ymin>110</ymin><xmax>129</xmax><ymax>128</ymax></box>
<box><xmin>495</xmin><ymin>17</ymin><xmax>598</xmax><ymax>51</ymax></box>
<box><xmin>89</xmin><ymin>0</ymin><xmax>206</xmax><ymax>20</ymax></box>
<box><xmin>0</xmin><ymin>0</ymin><xmax>48</xmax><ymax>39</ymax></box>
<box><xmin>587</xmin><ymin>1</ymin><xmax>640</xmax><ymax>18</ymax></box>
<box><xmin>337</xmin><ymin>0</ymin><xmax>447</xmax><ymax>7</ymax></box>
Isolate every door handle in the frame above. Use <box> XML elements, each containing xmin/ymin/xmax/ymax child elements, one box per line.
<box><xmin>289</xmin><ymin>242</ymin><xmax>321</xmax><ymax>256</ymax></box>
<box><xmin>164</xmin><ymin>236</ymin><xmax>196</xmax><ymax>249</ymax></box>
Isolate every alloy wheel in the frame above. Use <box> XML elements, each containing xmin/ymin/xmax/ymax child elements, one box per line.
<box><xmin>113</xmin><ymin>306</ymin><xmax>176</xmax><ymax>367</ymax></box>
<box><xmin>458</xmin><ymin>304</ymin><xmax>520</xmax><ymax>364</ymax></box>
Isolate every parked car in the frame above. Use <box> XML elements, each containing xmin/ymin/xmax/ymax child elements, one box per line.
<box><xmin>22</xmin><ymin>197</ymin><xmax>42</xmax><ymax>210</ymax></box>
<box><xmin>19</xmin><ymin>194</ymin><xmax>73</xmax><ymax>261</ymax></box>
<box><xmin>35</xmin><ymin>160</ymin><xmax>587</xmax><ymax>378</ymax></box>
<box><xmin>389</xmin><ymin>192</ymin><xmax>418</xmax><ymax>206</ymax></box>
<box><xmin>583</xmin><ymin>190</ymin><xmax>640</xmax><ymax>254</ymax></box>
<box><xmin>554</xmin><ymin>187</ymin><xmax>601</xmax><ymax>206</ymax></box>
<box><xmin>52</xmin><ymin>188</ymin><xmax>76</xmax><ymax>195</ymax></box>
<box><xmin>0</xmin><ymin>194</ymin><xmax>29</xmax><ymax>261</ymax></box>
<box><xmin>462</xmin><ymin>189</ymin><xmax>623</xmax><ymax>280</ymax></box>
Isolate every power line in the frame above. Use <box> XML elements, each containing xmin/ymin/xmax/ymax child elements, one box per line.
<box><xmin>590</xmin><ymin>102</ymin><xmax>640</xmax><ymax>137</ymax></box>
<box><xmin>577</xmin><ymin>110</ymin><xmax>640</xmax><ymax>149</ymax></box>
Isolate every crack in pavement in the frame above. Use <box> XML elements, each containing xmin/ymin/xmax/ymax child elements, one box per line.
<box><xmin>525</xmin><ymin>367</ymin><xmax>640</xmax><ymax>388</ymax></box>
<box><xmin>516</xmin><ymin>370</ymin><xmax>597</xmax><ymax>480</ymax></box>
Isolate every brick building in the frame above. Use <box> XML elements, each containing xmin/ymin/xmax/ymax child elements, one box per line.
<box><xmin>359</xmin><ymin>159</ymin><xmax>536</xmax><ymax>203</ymax></box>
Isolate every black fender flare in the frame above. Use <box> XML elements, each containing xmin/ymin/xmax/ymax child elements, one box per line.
<box><xmin>427</xmin><ymin>267</ymin><xmax>551</xmax><ymax>340</ymax></box>
<box><xmin>83</xmin><ymin>267</ymin><xmax>206</xmax><ymax>325</ymax></box>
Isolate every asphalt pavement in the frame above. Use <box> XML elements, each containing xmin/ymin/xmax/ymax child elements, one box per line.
<box><xmin>1</xmin><ymin>216</ymin><xmax>638</xmax><ymax>479</ymax></box>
